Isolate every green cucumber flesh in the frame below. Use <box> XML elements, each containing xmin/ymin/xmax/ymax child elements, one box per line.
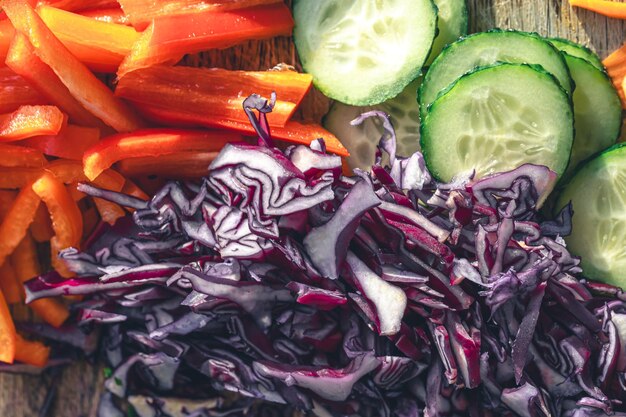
<box><xmin>293</xmin><ymin>0</ymin><xmax>437</xmax><ymax>106</ymax></box>
<box><xmin>556</xmin><ymin>144</ymin><xmax>626</xmax><ymax>286</ymax></box>
<box><xmin>421</xmin><ymin>63</ymin><xmax>574</xmax><ymax>182</ymax></box>
<box><xmin>323</xmin><ymin>79</ymin><xmax>422</xmax><ymax>170</ymax></box>
<box><xmin>426</xmin><ymin>0</ymin><xmax>468</xmax><ymax>65</ymax></box>
<box><xmin>419</xmin><ymin>30</ymin><xmax>573</xmax><ymax>114</ymax></box>
<box><xmin>548</xmin><ymin>37</ymin><xmax>604</xmax><ymax>71</ymax></box>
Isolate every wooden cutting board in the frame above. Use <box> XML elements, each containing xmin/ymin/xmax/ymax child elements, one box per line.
<box><xmin>0</xmin><ymin>1</ymin><xmax>624</xmax><ymax>416</ymax></box>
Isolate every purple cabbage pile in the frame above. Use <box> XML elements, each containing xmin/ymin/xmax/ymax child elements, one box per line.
<box><xmin>23</xmin><ymin>96</ymin><xmax>626</xmax><ymax>417</ymax></box>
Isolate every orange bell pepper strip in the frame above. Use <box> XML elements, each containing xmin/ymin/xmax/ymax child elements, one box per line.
<box><xmin>136</xmin><ymin>104</ymin><xmax>350</xmax><ymax>157</ymax></box>
<box><xmin>121</xmin><ymin>178</ymin><xmax>149</xmax><ymax>201</ymax></box>
<box><xmin>30</xmin><ymin>203</ymin><xmax>54</xmax><ymax>243</ymax></box>
<box><xmin>0</xmin><ymin>289</ymin><xmax>16</xmax><ymax>363</ymax></box>
<box><xmin>81</xmin><ymin>205</ymin><xmax>99</xmax><ymax>239</ymax></box>
<box><xmin>38</xmin><ymin>5</ymin><xmax>141</xmax><ymax>73</ymax></box>
<box><xmin>0</xmin><ymin>144</ymin><xmax>47</xmax><ymax>168</ymax></box>
<box><xmin>0</xmin><ymin>20</ymin><xmax>13</xmax><ymax>61</ymax></box>
<box><xmin>118</xmin><ymin>151</ymin><xmax>219</xmax><ymax>179</ymax></box>
<box><xmin>0</xmin><ymin>105</ymin><xmax>67</xmax><ymax>142</ymax></box>
<box><xmin>569</xmin><ymin>0</ymin><xmax>626</xmax><ymax>18</ymax></box>
<box><xmin>118</xmin><ymin>0</ymin><xmax>282</xmax><ymax>30</ymax></box>
<box><xmin>0</xmin><ymin>185</ymin><xmax>40</xmax><ymax>268</ymax></box>
<box><xmin>0</xmin><ymin>67</ymin><xmax>47</xmax><ymax>114</ymax></box>
<box><xmin>117</xmin><ymin>3</ymin><xmax>294</xmax><ymax>77</ymax></box>
<box><xmin>40</xmin><ymin>0</ymin><xmax>119</xmax><ymax>12</ymax></box>
<box><xmin>92</xmin><ymin>197</ymin><xmax>126</xmax><ymax>225</ymax></box>
<box><xmin>5</xmin><ymin>33</ymin><xmax>105</xmax><ymax>128</ymax></box>
<box><xmin>0</xmin><ymin>261</ymin><xmax>21</xmax><ymax>304</ymax></box>
<box><xmin>3</xmin><ymin>1</ymin><xmax>145</xmax><ymax>132</ymax></box>
<box><xmin>19</xmin><ymin>125</ymin><xmax>100</xmax><ymax>160</ymax></box>
<box><xmin>79</xmin><ymin>7</ymin><xmax>130</xmax><ymax>25</ymax></box>
<box><xmin>12</xmin><ymin>234</ymin><xmax>70</xmax><ymax>327</ymax></box>
<box><xmin>0</xmin><ymin>167</ymin><xmax>43</xmax><ymax>189</ymax></box>
<box><xmin>32</xmin><ymin>171</ymin><xmax>83</xmax><ymax>277</ymax></box>
<box><xmin>13</xmin><ymin>333</ymin><xmax>50</xmax><ymax>367</ymax></box>
<box><xmin>116</xmin><ymin>66</ymin><xmax>312</xmax><ymax>128</ymax></box>
<box><xmin>83</xmin><ymin>128</ymin><xmax>243</xmax><ymax>180</ymax></box>
<box><xmin>604</xmin><ymin>43</ymin><xmax>626</xmax><ymax>108</ymax></box>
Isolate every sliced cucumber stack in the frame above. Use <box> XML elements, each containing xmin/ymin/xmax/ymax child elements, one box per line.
<box><xmin>561</xmin><ymin>54</ymin><xmax>621</xmax><ymax>178</ymax></box>
<box><xmin>426</xmin><ymin>0</ymin><xmax>468</xmax><ymax>65</ymax></box>
<box><xmin>419</xmin><ymin>30</ymin><xmax>573</xmax><ymax>115</ymax></box>
<box><xmin>323</xmin><ymin>79</ymin><xmax>422</xmax><ymax>170</ymax></box>
<box><xmin>293</xmin><ymin>0</ymin><xmax>437</xmax><ymax>106</ymax></box>
<box><xmin>556</xmin><ymin>144</ymin><xmax>626</xmax><ymax>286</ymax></box>
<box><xmin>421</xmin><ymin>63</ymin><xmax>574</xmax><ymax>182</ymax></box>
<box><xmin>548</xmin><ymin>37</ymin><xmax>604</xmax><ymax>71</ymax></box>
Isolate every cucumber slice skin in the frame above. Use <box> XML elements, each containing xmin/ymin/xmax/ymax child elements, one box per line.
<box><xmin>562</xmin><ymin>54</ymin><xmax>622</xmax><ymax>179</ymax></box>
<box><xmin>425</xmin><ymin>0</ymin><xmax>468</xmax><ymax>65</ymax></box>
<box><xmin>548</xmin><ymin>37</ymin><xmax>604</xmax><ymax>71</ymax></box>
<box><xmin>421</xmin><ymin>63</ymin><xmax>574</xmax><ymax>183</ymax></box>
<box><xmin>555</xmin><ymin>143</ymin><xmax>626</xmax><ymax>286</ymax></box>
<box><xmin>419</xmin><ymin>30</ymin><xmax>574</xmax><ymax>116</ymax></box>
<box><xmin>293</xmin><ymin>0</ymin><xmax>437</xmax><ymax>106</ymax></box>
<box><xmin>323</xmin><ymin>78</ymin><xmax>422</xmax><ymax>170</ymax></box>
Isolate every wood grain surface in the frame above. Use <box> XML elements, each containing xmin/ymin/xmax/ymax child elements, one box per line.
<box><xmin>0</xmin><ymin>1</ymin><xmax>624</xmax><ymax>416</ymax></box>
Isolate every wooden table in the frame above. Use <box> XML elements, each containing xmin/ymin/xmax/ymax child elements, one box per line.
<box><xmin>0</xmin><ymin>1</ymin><xmax>624</xmax><ymax>416</ymax></box>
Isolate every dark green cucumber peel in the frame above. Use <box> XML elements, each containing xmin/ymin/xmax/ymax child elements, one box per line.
<box><xmin>548</xmin><ymin>37</ymin><xmax>604</xmax><ymax>71</ymax></box>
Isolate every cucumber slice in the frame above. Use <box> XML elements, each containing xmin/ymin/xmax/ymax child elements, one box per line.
<box><xmin>419</xmin><ymin>30</ymin><xmax>573</xmax><ymax>114</ymax></box>
<box><xmin>293</xmin><ymin>0</ymin><xmax>437</xmax><ymax>106</ymax></box>
<box><xmin>548</xmin><ymin>37</ymin><xmax>604</xmax><ymax>71</ymax></box>
<box><xmin>426</xmin><ymin>0</ymin><xmax>468</xmax><ymax>65</ymax></box>
<box><xmin>556</xmin><ymin>144</ymin><xmax>626</xmax><ymax>286</ymax></box>
<box><xmin>562</xmin><ymin>54</ymin><xmax>621</xmax><ymax>178</ymax></box>
<box><xmin>421</xmin><ymin>63</ymin><xmax>574</xmax><ymax>182</ymax></box>
<box><xmin>323</xmin><ymin>79</ymin><xmax>421</xmax><ymax>170</ymax></box>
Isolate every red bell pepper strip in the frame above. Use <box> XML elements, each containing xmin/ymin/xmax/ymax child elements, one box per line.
<box><xmin>0</xmin><ymin>289</ymin><xmax>16</xmax><ymax>363</ymax></box>
<box><xmin>135</xmin><ymin>104</ymin><xmax>350</xmax><ymax>157</ymax></box>
<box><xmin>118</xmin><ymin>0</ymin><xmax>282</xmax><ymax>30</ymax></box>
<box><xmin>39</xmin><ymin>0</ymin><xmax>119</xmax><ymax>12</ymax></box>
<box><xmin>5</xmin><ymin>33</ymin><xmax>105</xmax><ymax>127</ymax></box>
<box><xmin>19</xmin><ymin>125</ymin><xmax>100</xmax><ymax>160</ymax></box>
<box><xmin>3</xmin><ymin>1</ymin><xmax>145</xmax><ymax>132</ymax></box>
<box><xmin>0</xmin><ymin>20</ymin><xmax>13</xmax><ymax>60</ymax></box>
<box><xmin>118</xmin><ymin>151</ymin><xmax>220</xmax><ymax>179</ymax></box>
<box><xmin>116</xmin><ymin>66</ymin><xmax>312</xmax><ymax>128</ymax></box>
<box><xmin>30</xmin><ymin>203</ymin><xmax>54</xmax><ymax>243</ymax></box>
<box><xmin>79</xmin><ymin>7</ymin><xmax>130</xmax><ymax>25</ymax></box>
<box><xmin>0</xmin><ymin>67</ymin><xmax>47</xmax><ymax>114</ymax></box>
<box><xmin>118</xmin><ymin>3</ymin><xmax>294</xmax><ymax>77</ymax></box>
<box><xmin>0</xmin><ymin>144</ymin><xmax>47</xmax><ymax>168</ymax></box>
<box><xmin>0</xmin><ymin>167</ymin><xmax>43</xmax><ymax>189</ymax></box>
<box><xmin>0</xmin><ymin>184</ymin><xmax>41</xmax><ymax>267</ymax></box>
<box><xmin>38</xmin><ymin>5</ymin><xmax>141</xmax><ymax>73</ymax></box>
<box><xmin>0</xmin><ymin>105</ymin><xmax>67</xmax><ymax>142</ymax></box>
<box><xmin>14</xmin><ymin>333</ymin><xmax>50</xmax><ymax>367</ymax></box>
<box><xmin>83</xmin><ymin>128</ymin><xmax>243</xmax><ymax>180</ymax></box>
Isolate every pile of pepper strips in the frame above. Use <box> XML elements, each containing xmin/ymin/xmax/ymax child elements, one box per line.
<box><xmin>0</xmin><ymin>0</ymin><xmax>348</xmax><ymax>369</ymax></box>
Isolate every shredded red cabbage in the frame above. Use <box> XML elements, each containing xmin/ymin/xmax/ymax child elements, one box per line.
<box><xmin>20</xmin><ymin>97</ymin><xmax>626</xmax><ymax>417</ymax></box>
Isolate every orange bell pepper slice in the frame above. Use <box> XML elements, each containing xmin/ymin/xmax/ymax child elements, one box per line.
<box><xmin>0</xmin><ymin>105</ymin><xmax>67</xmax><ymax>142</ymax></box>
<box><xmin>12</xmin><ymin>234</ymin><xmax>70</xmax><ymax>327</ymax></box>
<box><xmin>83</xmin><ymin>128</ymin><xmax>243</xmax><ymax>180</ymax></box>
<box><xmin>0</xmin><ymin>261</ymin><xmax>21</xmax><ymax>305</ymax></box>
<box><xmin>19</xmin><ymin>124</ymin><xmax>100</xmax><ymax>160</ymax></box>
<box><xmin>79</xmin><ymin>7</ymin><xmax>130</xmax><ymax>25</ymax></box>
<box><xmin>32</xmin><ymin>171</ymin><xmax>83</xmax><ymax>277</ymax></box>
<box><xmin>0</xmin><ymin>167</ymin><xmax>43</xmax><ymax>189</ymax></box>
<box><xmin>116</xmin><ymin>66</ymin><xmax>312</xmax><ymax>128</ymax></box>
<box><xmin>0</xmin><ymin>66</ymin><xmax>47</xmax><ymax>114</ymax></box>
<box><xmin>121</xmin><ymin>178</ymin><xmax>149</xmax><ymax>201</ymax></box>
<box><xmin>38</xmin><ymin>5</ymin><xmax>141</xmax><ymax>73</ymax></box>
<box><xmin>0</xmin><ymin>144</ymin><xmax>47</xmax><ymax>168</ymax></box>
<box><xmin>5</xmin><ymin>32</ymin><xmax>105</xmax><ymax>127</ymax></box>
<box><xmin>118</xmin><ymin>0</ymin><xmax>282</xmax><ymax>30</ymax></box>
<box><xmin>30</xmin><ymin>203</ymin><xmax>54</xmax><ymax>243</ymax></box>
<box><xmin>40</xmin><ymin>0</ymin><xmax>119</xmax><ymax>12</ymax></box>
<box><xmin>569</xmin><ymin>0</ymin><xmax>626</xmax><ymax>19</ymax></box>
<box><xmin>118</xmin><ymin>3</ymin><xmax>294</xmax><ymax>77</ymax></box>
<box><xmin>604</xmin><ymin>43</ymin><xmax>626</xmax><ymax>109</ymax></box>
<box><xmin>0</xmin><ymin>185</ymin><xmax>40</xmax><ymax>267</ymax></box>
<box><xmin>136</xmin><ymin>104</ymin><xmax>350</xmax><ymax>157</ymax></box>
<box><xmin>0</xmin><ymin>289</ymin><xmax>16</xmax><ymax>364</ymax></box>
<box><xmin>92</xmin><ymin>197</ymin><xmax>126</xmax><ymax>225</ymax></box>
<box><xmin>14</xmin><ymin>333</ymin><xmax>50</xmax><ymax>367</ymax></box>
<box><xmin>118</xmin><ymin>151</ymin><xmax>219</xmax><ymax>179</ymax></box>
<box><xmin>3</xmin><ymin>1</ymin><xmax>145</xmax><ymax>132</ymax></box>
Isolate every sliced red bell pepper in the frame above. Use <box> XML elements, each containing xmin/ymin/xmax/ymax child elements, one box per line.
<box><xmin>0</xmin><ymin>144</ymin><xmax>47</xmax><ymax>168</ymax></box>
<box><xmin>39</xmin><ymin>0</ymin><xmax>119</xmax><ymax>12</ymax></box>
<box><xmin>0</xmin><ymin>167</ymin><xmax>43</xmax><ymax>189</ymax></box>
<box><xmin>116</xmin><ymin>66</ymin><xmax>312</xmax><ymax>128</ymax></box>
<box><xmin>135</xmin><ymin>104</ymin><xmax>350</xmax><ymax>156</ymax></box>
<box><xmin>5</xmin><ymin>32</ymin><xmax>105</xmax><ymax>127</ymax></box>
<box><xmin>38</xmin><ymin>5</ymin><xmax>141</xmax><ymax>73</ymax></box>
<box><xmin>19</xmin><ymin>125</ymin><xmax>100</xmax><ymax>160</ymax></box>
<box><xmin>118</xmin><ymin>0</ymin><xmax>282</xmax><ymax>30</ymax></box>
<box><xmin>0</xmin><ymin>105</ymin><xmax>67</xmax><ymax>142</ymax></box>
<box><xmin>12</xmin><ymin>234</ymin><xmax>70</xmax><ymax>327</ymax></box>
<box><xmin>0</xmin><ymin>184</ymin><xmax>41</xmax><ymax>267</ymax></box>
<box><xmin>118</xmin><ymin>3</ymin><xmax>293</xmax><ymax>77</ymax></box>
<box><xmin>0</xmin><ymin>20</ymin><xmax>13</xmax><ymax>60</ymax></box>
<box><xmin>3</xmin><ymin>1</ymin><xmax>145</xmax><ymax>132</ymax></box>
<box><xmin>83</xmin><ymin>128</ymin><xmax>243</xmax><ymax>180</ymax></box>
<box><xmin>32</xmin><ymin>171</ymin><xmax>83</xmax><ymax>277</ymax></box>
<box><xmin>14</xmin><ymin>333</ymin><xmax>50</xmax><ymax>367</ymax></box>
<box><xmin>0</xmin><ymin>289</ymin><xmax>16</xmax><ymax>363</ymax></box>
<box><xmin>0</xmin><ymin>67</ymin><xmax>47</xmax><ymax>115</ymax></box>
<box><xmin>79</xmin><ymin>7</ymin><xmax>130</xmax><ymax>25</ymax></box>
<box><xmin>30</xmin><ymin>203</ymin><xmax>54</xmax><ymax>243</ymax></box>
<box><xmin>118</xmin><ymin>151</ymin><xmax>219</xmax><ymax>179</ymax></box>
